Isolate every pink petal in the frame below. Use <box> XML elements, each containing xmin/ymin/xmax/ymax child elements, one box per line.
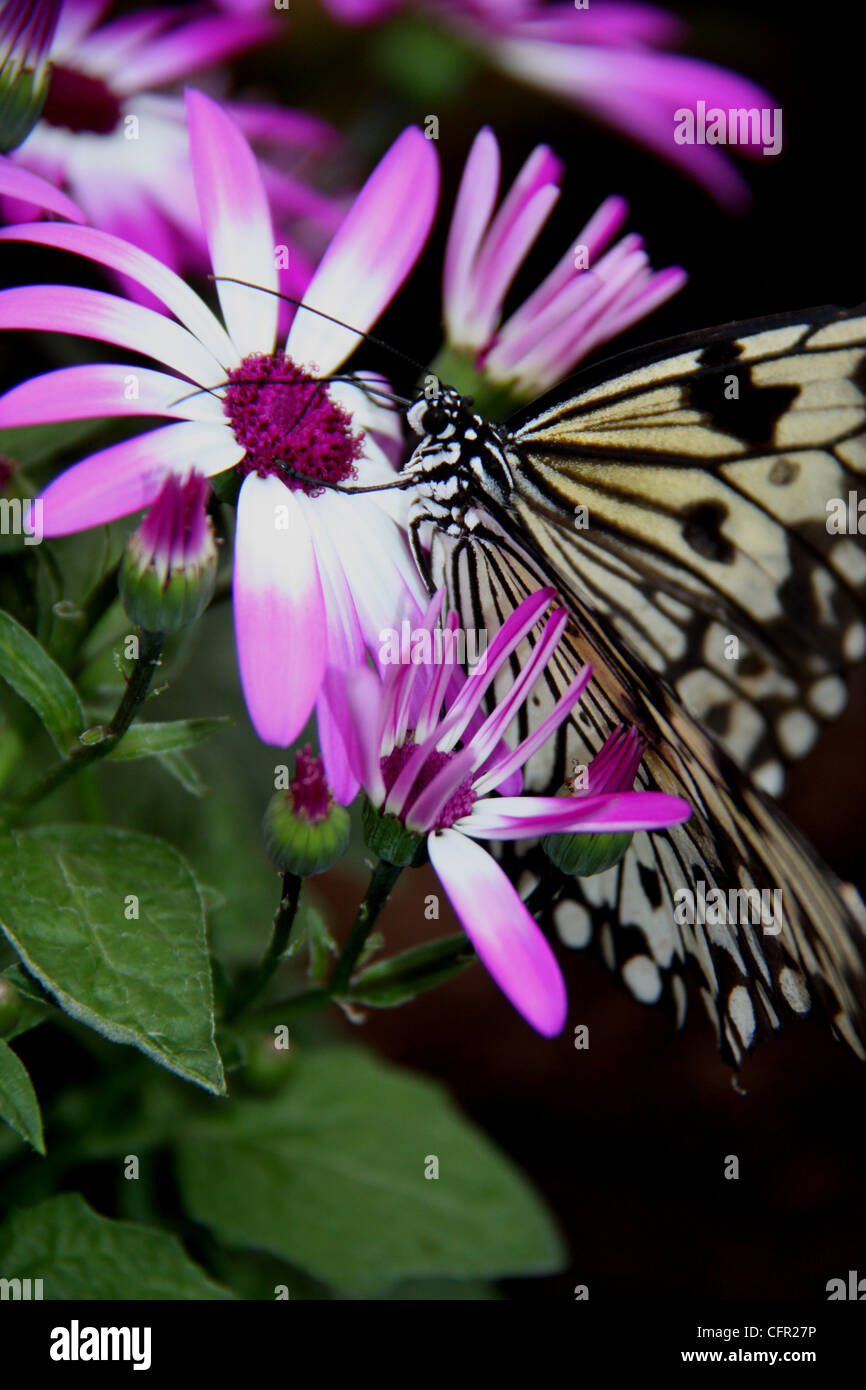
<box><xmin>114</xmin><ymin>17</ymin><xmax>279</xmax><ymax>95</ymax></box>
<box><xmin>428</xmin><ymin>829</ymin><xmax>567</xmax><ymax>1037</ymax></box>
<box><xmin>0</xmin><ymin>158</ymin><xmax>84</xmax><ymax>222</ymax></box>
<box><xmin>343</xmin><ymin>663</ymin><xmax>388</xmax><ymax>805</ymax></box>
<box><xmin>233</xmin><ymin>475</ymin><xmax>326</xmax><ymax>745</ymax></box>
<box><xmin>0</xmin><ymin>364</ymin><xmax>224</xmax><ymax>428</ymax></box>
<box><xmin>0</xmin><ymin>284</ymin><xmax>225</xmax><ymax>383</ymax></box>
<box><xmin>185</xmin><ymin>89</ymin><xmax>278</xmax><ymax>358</ymax></box>
<box><xmin>443</xmin><ymin>127</ymin><xmax>501</xmax><ymax>346</ymax></box>
<box><xmin>38</xmin><ymin>422</ymin><xmax>241</xmax><ymax>536</ymax></box>
<box><xmin>464</xmin><ymin>791</ymin><xmax>692</xmax><ymax>838</ymax></box>
<box><xmin>0</xmin><ymin>223</ymin><xmax>239</xmax><ymax>368</ymax></box>
<box><xmin>316</xmin><ymin>675</ymin><xmax>361</xmax><ymax>807</ymax></box>
<box><xmin>288</xmin><ymin>126</ymin><xmax>439</xmax><ymax>371</ymax></box>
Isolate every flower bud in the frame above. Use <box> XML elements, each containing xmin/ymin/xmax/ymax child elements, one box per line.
<box><xmin>0</xmin><ymin>0</ymin><xmax>61</xmax><ymax>152</ymax></box>
<box><xmin>263</xmin><ymin>746</ymin><xmax>349</xmax><ymax>877</ymax></box>
<box><xmin>542</xmin><ymin>726</ymin><xmax>644</xmax><ymax>877</ymax></box>
<box><xmin>119</xmin><ymin>471</ymin><xmax>217</xmax><ymax>633</ymax></box>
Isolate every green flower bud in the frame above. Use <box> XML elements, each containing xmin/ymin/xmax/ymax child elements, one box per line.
<box><xmin>263</xmin><ymin>746</ymin><xmax>350</xmax><ymax>877</ymax></box>
<box><xmin>543</xmin><ymin>822</ymin><xmax>634</xmax><ymax>877</ymax></box>
<box><xmin>119</xmin><ymin>471</ymin><xmax>217</xmax><ymax>633</ymax></box>
<box><xmin>0</xmin><ymin>1</ymin><xmax>60</xmax><ymax>152</ymax></box>
<box><xmin>362</xmin><ymin>798</ymin><xmax>428</xmax><ymax>868</ymax></box>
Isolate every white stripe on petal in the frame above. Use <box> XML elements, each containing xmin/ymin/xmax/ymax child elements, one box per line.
<box><xmin>233</xmin><ymin>475</ymin><xmax>326</xmax><ymax>746</ymax></box>
<box><xmin>186</xmin><ymin>90</ymin><xmax>278</xmax><ymax>359</ymax></box>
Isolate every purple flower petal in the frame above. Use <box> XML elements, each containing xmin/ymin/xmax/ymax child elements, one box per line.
<box><xmin>316</xmin><ymin>675</ymin><xmax>361</xmax><ymax>807</ymax></box>
<box><xmin>443</xmin><ymin>127</ymin><xmax>500</xmax><ymax>347</ymax></box>
<box><xmin>0</xmin><ymin>284</ymin><xmax>225</xmax><ymax>382</ymax></box>
<box><xmin>185</xmin><ymin>88</ymin><xmax>278</xmax><ymax>358</ymax></box>
<box><xmin>0</xmin><ymin>364</ymin><xmax>224</xmax><ymax>428</ymax></box>
<box><xmin>115</xmin><ymin>16</ymin><xmax>279</xmax><ymax>95</ymax></box>
<box><xmin>287</xmin><ymin>126</ymin><xmax>439</xmax><ymax>372</ymax></box>
<box><xmin>343</xmin><ymin>663</ymin><xmax>388</xmax><ymax>805</ymax></box>
<box><xmin>233</xmin><ymin>474</ymin><xmax>326</xmax><ymax>746</ymax></box>
<box><xmin>428</xmin><ymin>829</ymin><xmax>568</xmax><ymax>1037</ymax></box>
<box><xmin>0</xmin><ymin>157</ymin><xmax>84</xmax><ymax>222</ymax></box>
<box><xmin>0</xmin><ymin>223</ymin><xmax>239</xmax><ymax>367</ymax></box>
<box><xmin>464</xmin><ymin>791</ymin><xmax>692</xmax><ymax>838</ymax></box>
<box><xmin>38</xmin><ymin>422</ymin><xmax>241</xmax><ymax>536</ymax></box>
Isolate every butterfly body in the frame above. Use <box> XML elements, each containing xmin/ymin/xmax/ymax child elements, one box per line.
<box><xmin>401</xmin><ymin>305</ymin><xmax>866</xmax><ymax>1065</ymax></box>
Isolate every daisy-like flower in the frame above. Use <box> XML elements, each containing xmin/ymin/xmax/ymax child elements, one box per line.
<box><xmin>0</xmin><ymin>0</ymin><xmax>61</xmax><ymax>152</ymax></box>
<box><xmin>342</xmin><ymin>587</ymin><xmax>691</xmax><ymax>1035</ymax></box>
<box><xmin>0</xmin><ymin>91</ymin><xmax>438</xmax><ymax>792</ymax></box>
<box><xmin>262</xmin><ymin>0</ymin><xmax>777</xmax><ymax>206</ymax></box>
<box><xmin>433</xmin><ymin>125</ymin><xmax>686</xmax><ymax>409</ymax></box>
<box><xmin>2</xmin><ymin>1</ymin><xmax>346</xmax><ymax>301</ymax></box>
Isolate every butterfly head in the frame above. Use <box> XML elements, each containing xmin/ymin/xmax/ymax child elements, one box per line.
<box><xmin>406</xmin><ymin>378</ymin><xmax>471</xmax><ymax>441</ymax></box>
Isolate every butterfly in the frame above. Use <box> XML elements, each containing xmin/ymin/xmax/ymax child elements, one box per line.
<box><xmin>396</xmin><ymin>303</ymin><xmax>866</xmax><ymax>1066</ymax></box>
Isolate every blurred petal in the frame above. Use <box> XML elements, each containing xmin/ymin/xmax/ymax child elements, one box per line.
<box><xmin>185</xmin><ymin>89</ymin><xmax>278</xmax><ymax>357</ymax></box>
<box><xmin>115</xmin><ymin>16</ymin><xmax>279</xmax><ymax>95</ymax></box>
<box><xmin>443</xmin><ymin>126</ymin><xmax>500</xmax><ymax>345</ymax></box>
<box><xmin>428</xmin><ymin>829</ymin><xmax>567</xmax><ymax>1037</ymax></box>
<box><xmin>288</xmin><ymin>127</ymin><xmax>439</xmax><ymax>370</ymax></box>
<box><xmin>233</xmin><ymin>475</ymin><xmax>326</xmax><ymax>745</ymax></box>
<box><xmin>0</xmin><ymin>157</ymin><xmax>84</xmax><ymax>221</ymax></box>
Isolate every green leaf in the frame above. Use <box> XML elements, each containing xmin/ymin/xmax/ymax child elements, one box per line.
<box><xmin>0</xmin><ymin>1037</ymin><xmax>45</xmax><ymax>1153</ymax></box>
<box><xmin>0</xmin><ymin>1193</ymin><xmax>234</xmax><ymax>1299</ymax></box>
<box><xmin>0</xmin><ymin>825</ymin><xmax>225</xmax><ymax>1094</ymax></box>
<box><xmin>157</xmin><ymin>750</ymin><xmax>207</xmax><ymax>796</ymax></box>
<box><xmin>305</xmin><ymin>907</ymin><xmax>337</xmax><ymax>982</ymax></box>
<box><xmin>108</xmin><ymin>717</ymin><xmax>234</xmax><ymax>761</ymax></box>
<box><xmin>177</xmin><ymin>1046</ymin><xmax>566</xmax><ymax>1294</ymax></box>
<box><xmin>350</xmin><ymin>933</ymin><xmax>476</xmax><ymax>1007</ymax></box>
<box><xmin>0</xmin><ymin>611</ymin><xmax>85</xmax><ymax>755</ymax></box>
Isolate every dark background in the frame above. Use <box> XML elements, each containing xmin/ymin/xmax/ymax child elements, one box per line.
<box><xmin>3</xmin><ymin>0</ymin><xmax>866</xmax><ymax>1301</ymax></box>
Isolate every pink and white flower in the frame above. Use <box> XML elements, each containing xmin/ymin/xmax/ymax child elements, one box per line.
<box><xmin>262</xmin><ymin>0</ymin><xmax>778</xmax><ymax>206</ymax></box>
<box><xmin>0</xmin><ymin>92</ymin><xmax>439</xmax><ymax>789</ymax></box>
<box><xmin>342</xmin><ymin>586</ymin><xmax>691</xmax><ymax>1035</ymax></box>
<box><xmin>3</xmin><ymin>1</ymin><xmax>346</xmax><ymax>300</ymax></box>
<box><xmin>441</xmin><ymin>125</ymin><xmax>686</xmax><ymax>400</ymax></box>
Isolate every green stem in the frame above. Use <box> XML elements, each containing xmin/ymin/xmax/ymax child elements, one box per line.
<box><xmin>1</xmin><ymin>628</ymin><xmax>165</xmax><ymax>823</ymax></box>
<box><xmin>330</xmin><ymin>858</ymin><xmax>402</xmax><ymax>995</ymax></box>
<box><xmin>236</xmin><ymin>859</ymin><xmax>404</xmax><ymax>1029</ymax></box>
<box><xmin>224</xmin><ymin>871</ymin><xmax>302</xmax><ymax>1022</ymax></box>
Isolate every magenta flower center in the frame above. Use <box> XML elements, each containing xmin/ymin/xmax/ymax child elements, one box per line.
<box><xmin>224</xmin><ymin>351</ymin><xmax>363</xmax><ymax>496</ymax></box>
<box><xmin>42</xmin><ymin>66</ymin><xmax>122</xmax><ymax>135</ymax></box>
<box><xmin>290</xmin><ymin>745</ymin><xmax>332</xmax><ymax>823</ymax></box>
<box><xmin>381</xmin><ymin>741</ymin><xmax>476</xmax><ymax>831</ymax></box>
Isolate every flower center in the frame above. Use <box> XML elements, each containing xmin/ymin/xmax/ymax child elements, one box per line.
<box><xmin>41</xmin><ymin>66</ymin><xmax>122</xmax><ymax>135</ymax></box>
<box><xmin>224</xmin><ymin>351</ymin><xmax>363</xmax><ymax>496</ymax></box>
<box><xmin>381</xmin><ymin>741</ymin><xmax>476</xmax><ymax>830</ymax></box>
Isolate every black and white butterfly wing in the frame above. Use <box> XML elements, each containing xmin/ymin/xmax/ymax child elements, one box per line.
<box><xmin>426</xmin><ymin>514</ymin><xmax>866</xmax><ymax>1065</ymax></box>
<box><xmin>506</xmin><ymin>305</ymin><xmax>866</xmax><ymax>797</ymax></box>
<box><xmin>413</xmin><ymin>303</ymin><xmax>866</xmax><ymax>1063</ymax></box>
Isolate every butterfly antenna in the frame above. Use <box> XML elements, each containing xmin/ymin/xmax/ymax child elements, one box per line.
<box><xmin>210</xmin><ymin>275</ymin><xmax>429</xmax><ymax>378</ymax></box>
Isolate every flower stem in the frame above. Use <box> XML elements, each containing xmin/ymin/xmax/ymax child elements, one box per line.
<box><xmin>224</xmin><ymin>871</ymin><xmax>302</xmax><ymax>1022</ymax></box>
<box><xmin>330</xmin><ymin>858</ymin><xmax>402</xmax><ymax>995</ymax></box>
<box><xmin>0</xmin><ymin>628</ymin><xmax>165</xmax><ymax>823</ymax></box>
<box><xmin>234</xmin><ymin>859</ymin><xmax>404</xmax><ymax>1029</ymax></box>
